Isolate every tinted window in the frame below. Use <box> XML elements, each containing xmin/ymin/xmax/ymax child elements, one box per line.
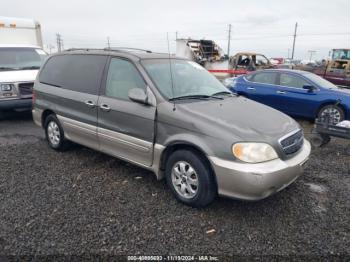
<box><xmin>252</xmin><ymin>72</ymin><xmax>277</xmax><ymax>84</ymax></box>
<box><xmin>39</xmin><ymin>54</ymin><xmax>107</xmax><ymax>95</ymax></box>
<box><xmin>280</xmin><ymin>73</ymin><xmax>309</xmax><ymax>88</ymax></box>
<box><xmin>105</xmin><ymin>58</ymin><xmax>146</xmax><ymax>100</ymax></box>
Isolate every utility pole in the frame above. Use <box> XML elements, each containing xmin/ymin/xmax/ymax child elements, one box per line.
<box><xmin>61</xmin><ymin>38</ymin><xmax>64</xmax><ymax>51</ymax></box>
<box><xmin>291</xmin><ymin>22</ymin><xmax>298</xmax><ymax>59</ymax></box>
<box><xmin>308</xmin><ymin>50</ymin><xmax>316</xmax><ymax>62</ymax></box>
<box><xmin>107</xmin><ymin>37</ymin><xmax>111</xmax><ymax>49</ymax></box>
<box><xmin>227</xmin><ymin>24</ymin><xmax>232</xmax><ymax>57</ymax></box>
<box><xmin>288</xmin><ymin>48</ymin><xmax>290</xmax><ymax>59</ymax></box>
<box><xmin>56</xmin><ymin>33</ymin><xmax>63</xmax><ymax>52</ymax></box>
<box><xmin>46</xmin><ymin>44</ymin><xmax>54</xmax><ymax>54</ymax></box>
<box><xmin>175</xmin><ymin>31</ymin><xmax>178</xmax><ymax>40</ymax></box>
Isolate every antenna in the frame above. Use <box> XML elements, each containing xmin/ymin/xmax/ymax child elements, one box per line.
<box><xmin>167</xmin><ymin>32</ymin><xmax>176</xmax><ymax>111</ymax></box>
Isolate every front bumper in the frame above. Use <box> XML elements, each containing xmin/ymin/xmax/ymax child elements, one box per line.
<box><xmin>0</xmin><ymin>98</ymin><xmax>32</xmax><ymax>110</ymax></box>
<box><xmin>209</xmin><ymin>139</ymin><xmax>311</xmax><ymax>200</ymax></box>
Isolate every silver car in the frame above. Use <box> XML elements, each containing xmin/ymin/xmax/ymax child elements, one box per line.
<box><xmin>32</xmin><ymin>48</ymin><xmax>311</xmax><ymax>207</ymax></box>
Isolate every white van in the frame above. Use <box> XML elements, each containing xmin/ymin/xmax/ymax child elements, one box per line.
<box><xmin>0</xmin><ymin>16</ymin><xmax>47</xmax><ymax>113</ymax></box>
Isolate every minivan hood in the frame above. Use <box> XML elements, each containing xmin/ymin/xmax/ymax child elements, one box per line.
<box><xmin>0</xmin><ymin>70</ymin><xmax>38</xmax><ymax>83</ymax></box>
<box><xmin>161</xmin><ymin>96</ymin><xmax>299</xmax><ymax>143</ymax></box>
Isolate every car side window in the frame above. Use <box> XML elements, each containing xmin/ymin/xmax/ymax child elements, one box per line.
<box><xmin>280</xmin><ymin>73</ymin><xmax>309</xmax><ymax>89</ymax></box>
<box><xmin>255</xmin><ymin>55</ymin><xmax>269</xmax><ymax>66</ymax></box>
<box><xmin>105</xmin><ymin>58</ymin><xmax>146</xmax><ymax>100</ymax></box>
<box><xmin>39</xmin><ymin>54</ymin><xmax>107</xmax><ymax>95</ymax></box>
<box><xmin>252</xmin><ymin>72</ymin><xmax>277</xmax><ymax>85</ymax></box>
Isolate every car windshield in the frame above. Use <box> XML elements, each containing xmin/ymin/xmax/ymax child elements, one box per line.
<box><xmin>141</xmin><ymin>59</ymin><xmax>229</xmax><ymax>100</ymax></box>
<box><xmin>305</xmin><ymin>73</ymin><xmax>339</xmax><ymax>89</ymax></box>
<box><xmin>0</xmin><ymin>47</ymin><xmax>47</xmax><ymax>71</ymax></box>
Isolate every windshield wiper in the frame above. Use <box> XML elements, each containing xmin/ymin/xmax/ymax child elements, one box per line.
<box><xmin>0</xmin><ymin>67</ymin><xmax>19</xmax><ymax>71</ymax></box>
<box><xmin>19</xmin><ymin>66</ymin><xmax>40</xmax><ymax>70</ymax></box>
<box><xmin>169</xmin><ymin>94</ymin><xmax>223</xmax><ymax>101</ymax></box>
<box><xmin>210</xmin><ymin>91</ymin><xmax>235</xmax><ymax>97</ymax></box>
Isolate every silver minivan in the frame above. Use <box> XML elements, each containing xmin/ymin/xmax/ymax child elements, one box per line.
<box><xmin>32</xmin><ymin>49</ymin><xmax>311</xmax><ymax>207</ymax></box>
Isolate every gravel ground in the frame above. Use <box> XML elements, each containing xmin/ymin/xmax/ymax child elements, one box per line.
<box><xmin>0</xmin><ymin>112</ymin><xmax>349</xmax><ymax>259</ymax></box>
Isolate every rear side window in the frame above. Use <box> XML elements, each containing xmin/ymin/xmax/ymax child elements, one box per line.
<box><xmin>252</xmin><ymin>72</ymin><xmax>277</xmax><ymax>85</ymax></box>
<box><xmin>105</xmin><ymin>58</ymin><xmax>146</xmax><ymax>100</ymax></box>
<box><xmin>39</xmin><ymin>54</ymin><xmax>107</xmax><ymax>95</ymax></box>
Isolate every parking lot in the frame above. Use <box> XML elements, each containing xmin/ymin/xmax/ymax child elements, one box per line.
<box><xmin>0</xmin><ymin>112</ymin><xmax>349</xmax><ymax>257</ymax></box>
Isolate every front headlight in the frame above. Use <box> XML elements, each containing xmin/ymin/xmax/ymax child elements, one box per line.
<box><xmin>0</xmin><ymin>83</ymin><xmax>14</xmax><ymax>91</ymax></box>
<box><xmin>232</xmin><ymin>142</ymin><xmax>278</xmax><ymax>163</ymax></box>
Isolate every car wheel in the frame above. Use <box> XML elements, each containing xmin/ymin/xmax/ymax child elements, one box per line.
<box><xmin>318</xmin><ymin>104</ymin><xmax>345</xmax><ymax>124</ymax></box>
<box><xmin>44</xmin><ymin>114</ymin><xmax>70</xmax><ymax>151</ymax></box>
<box><xmin>165</xmin><ymin>149</ymin><xmax>217</xmax><ymax>207</ymax></box>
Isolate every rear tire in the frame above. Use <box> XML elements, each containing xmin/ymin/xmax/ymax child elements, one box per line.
<box><xmin>165</xmin><ymin>149</ymin><xmax>217</xmax><ymax>207</ymax></box>
<box><xmin>44</xmin><ymin>114</ymin><xmax>70</xmax><ymax>151</ymax></box>
<box><xmin>317</xmin><ymin>104</ymin><xmax>345</xmax><ymax>124</ymax></box>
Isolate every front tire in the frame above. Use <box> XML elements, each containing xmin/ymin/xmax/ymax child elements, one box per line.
<box><xmin>44</xmin><ymin>114</ymin><xmax>70</xmax><ymax>151</ymax></box>
<box><xmin>317</xmin><ymin>104</ymin><xmax>345</xmax><ymax>124</ymax></box>
<box><xmin>165</xmin><ymin>150</ymin><xmax>217</xmax><ymax>207</ymax></box>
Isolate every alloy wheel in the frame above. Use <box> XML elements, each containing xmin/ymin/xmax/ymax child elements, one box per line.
<box><xmin>320</xmin><ymin>107</ymin><xmax>342</xmax><ymax>124</ymax></box>
<box><xmin>171</xmin><ymin>161</ymin><xmax>199</xmax><ymax>199</ymax></box>
<box><xmin>47</xmin><ymin>121</ymin><xmax>61</xmax><ymax>146</ymax></box>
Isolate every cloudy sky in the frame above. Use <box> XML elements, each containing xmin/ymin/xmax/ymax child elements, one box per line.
<box><xmin>2</xmin><ymin>0</ymin><xmax>349</xmax><ymax>60</ymax></box>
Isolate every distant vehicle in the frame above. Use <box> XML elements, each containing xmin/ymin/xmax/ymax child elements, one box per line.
<box><xmin>0</xmin><ymin>16</ymin><xmax>47</xmax><ymax>113</ymax></box>
<box><xmin>298</xmin><ymin>49</ymin><xmax>350</xmax><ymax>87</ymax></box>
<box><xmin>33</xmin><ymin>48</ymin><xmax>310</xmax><ymax>207</ymax></box>
<box><xmin>270</xmin><ymin>57</ymin><xmax>285</xmax><ymax>65</ymax></box>
<box><xmin>176</xmin><ymin>38</ymin><xmax>230</xmax><ymax>79</ymax></box>
<box><xmin>230</xmin><ymin>52</ymin><xmax>275</xmax><ymax>72</ymax></box>
<box><xmin>176</xmin><ymin>39</ymin><xmax>274</xmax><ymax>79</ymax></box>
<box><xmin>230</xmin><ymin>69</ymin><xmax>350</xmax><ymax>123</ymax></box>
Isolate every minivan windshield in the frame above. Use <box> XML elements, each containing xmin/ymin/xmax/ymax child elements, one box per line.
<box><xmin>0</xmin><ymin>47</ymin><xmax>47</xmax><ymax>71</ymax></box>
<box><xmin>142</xmin><ymin>59</ymin><xmax>229</xmax><ymax>100</ymax></box>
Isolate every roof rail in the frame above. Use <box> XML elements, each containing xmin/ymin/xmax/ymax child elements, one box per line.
<box><xmin>104</xmin><ymin>47</ymin><xmax>152</xmax><ymax>53</ymax></box>
<box><xmin>65</xmin><ymin>48</ymin><xmax>103</xmax><ymax>52</ymax></box>
<box><xmin>65</xmin><ymin>47</ymin><xmax>152</xmax><ymax>54</ymax></box>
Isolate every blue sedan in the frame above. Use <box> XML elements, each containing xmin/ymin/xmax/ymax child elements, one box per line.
<box><xmin>229</xmin><ymin>69</ymin><xmax>350</xmax><ymax>123</ymax></box>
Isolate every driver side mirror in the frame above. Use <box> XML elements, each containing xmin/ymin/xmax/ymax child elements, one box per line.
<box><xmin>128</xmin><ymin>88</ymin><xmax>148</xmax><ymax>105</ymax></box>
<box><xmin>303</xmin><ymin>84</ymin><xmax>316</xmax><ymax>92</ymax></box>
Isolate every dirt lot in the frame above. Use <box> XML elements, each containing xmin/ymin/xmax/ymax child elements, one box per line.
<box><xmin>0</xmin><ymin>111</ymin><xmax>349</xmax><ymax>258</ymax></box>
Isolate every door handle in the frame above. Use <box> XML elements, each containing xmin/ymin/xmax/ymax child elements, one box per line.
<box><xmin>276</xmin><ymin>91</ymin><xmax>286</xmax><ymax>94</ymax></box>
<box><xmin>85</xmin><ymin>100</ymin><xmax>95</xmax><ymax>108</ymax></box>
<box><xmin>100</xmin><ymin>104</ymin><xmax>111</xmax><ymax>112</ymax></box>
<box><xmin>247</xmin><ymin>87</ymin><xmax>256</xmax><ymax>91</ymax></box>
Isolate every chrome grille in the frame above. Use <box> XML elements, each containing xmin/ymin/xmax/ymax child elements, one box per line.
<box><xmin>18</xmin><ymin>82</ymin><xmax>34</xmax><ymax>96</ymax></box>
<box><xmin>279</xmin><ymin>129</ymin><xmax>304</xmax><ymax>155</ymax></box>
